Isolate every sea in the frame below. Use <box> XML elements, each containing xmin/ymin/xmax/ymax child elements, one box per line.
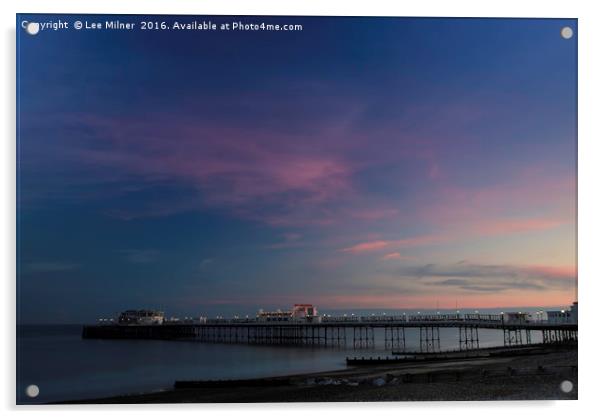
<box><xmin>16</xmin><ymin>307</ymin><xmax>559</xmax><ymax>404</ymax></box>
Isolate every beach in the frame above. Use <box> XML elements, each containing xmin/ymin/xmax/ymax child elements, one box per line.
<box><xmin>62</xmin><ymin>346</ymin><xmax>577</xmax><ymax>403</ymax></box>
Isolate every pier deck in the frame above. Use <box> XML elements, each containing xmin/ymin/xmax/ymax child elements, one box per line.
<box><xmin>82</xmin><ymin>316</ymin><xmax>577</xmax><ymax>350</ymax></box>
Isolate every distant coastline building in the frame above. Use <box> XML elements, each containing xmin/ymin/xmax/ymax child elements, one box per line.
<box><xmin>118</xmin><ymin>309</ymin><xmax>164</xmax><ymax>325</ymax></box>
<box><xmin>547</xmin><ymin>301</ymin><xmax>578</xmax><ymax>324</ymax></box>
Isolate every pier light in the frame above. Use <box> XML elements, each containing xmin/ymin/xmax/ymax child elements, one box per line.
<box><xmin>351</xmin><ymin>313</ymin><xmax>355</xmax><ymax>316</ymax></box>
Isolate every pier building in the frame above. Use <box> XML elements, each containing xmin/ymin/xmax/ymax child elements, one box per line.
<box><xmin>118</xmin><ymin>309</ymin><xmax>164</xmax><ymax>325</ymax></box>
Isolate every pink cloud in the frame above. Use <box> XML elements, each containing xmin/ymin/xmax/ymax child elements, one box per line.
<box><xmin>341</xmin><ymin>240</ymin><xmax>390</xmax><ymax>253</ymax></box>
<box><xmin>35</xmin><ymin>107</ymin><xmax>574</xmax><ymax>241</ymax></box>
<box><xmin>39</xmin><ymin>99</ymin><xmax>474</xmax><ymax>227</ymax></box>
<box><xmin>474</xmin><ymin>217</ymin><xmax>567</xmax><ymax>236</ymax></box>
<box><xmin>339</xmin><ymin>213</ymin><xmax>570</xmax><ymax>258</ymax></box>
<box><xmin>70</xmin><ymin>117</ymin><xmax>417</xmax><ymax>228</ymax></box>
<box><xmin>313</xmin><ymin>292</ymin><xmax>574</xmax><ymax>310</ymax></box>
<box><xmin>423</xmin><ymin>171</ymin><xmax>575</xmax><ymax>227</ymax></box>
<box><xmin>341</xmin><ymin>234</ymin><xmax>444</xmax><ymax>254</ymax></box>
<box><xmin>381</xmin><ymin>252</ymin><xmax>402</xmax><ymax>260</ymax></box>
<box><xmin>522</xmin><ymin>265</ymin><xmax>577</xmax><ymax>280</ymax></box>
<box><xmin>347</xmin><ymin>208</ymin><xmax>400</xmax><ymax>221</ymax></box>
<box><xmin>408</xmin><ymin>168</ymin><xmax>575</xmax><ymax>242</ymax></box>
<box><xmin>380</xmin><ymin>252</ymin><xmax>416</xmax><ymax>261</ymax></box>
<box><xmin>62</xmin><ymin>114</ymin><xmax>360</xmax><ymax>224</ymax></box>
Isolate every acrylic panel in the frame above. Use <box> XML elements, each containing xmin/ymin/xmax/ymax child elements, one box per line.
<box><xmin>16</xmin><ymin>14</ymin><xmax>577</xmax><ymax>404</ymax></box>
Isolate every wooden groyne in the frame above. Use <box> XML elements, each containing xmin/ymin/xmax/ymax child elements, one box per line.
<box><xmin>348</xmin><ymin>343</ymin><xmax>576</xmax><ymax>366</ymax></box>
<box><xmin>346</xmin><ymin>356</ymin><xmax>412</xmax><ymax>366</ymax></box>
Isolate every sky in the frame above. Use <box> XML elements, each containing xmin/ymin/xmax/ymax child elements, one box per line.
<box><xmin>17</xmin><ymin>15</ymin><xmax>577</xmax><ymax>323</ymax></box>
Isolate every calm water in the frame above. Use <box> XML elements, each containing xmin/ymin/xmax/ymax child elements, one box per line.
<box><xmin>17</xmin><ymin>317</ymin><xmax>547</xmax><ymax>404</ymax></box>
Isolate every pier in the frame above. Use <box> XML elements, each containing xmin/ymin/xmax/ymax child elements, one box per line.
<box><xmin>82</xmin><ymin>313</ymin><xmax>578</xmax><ymax>350</ymax></box>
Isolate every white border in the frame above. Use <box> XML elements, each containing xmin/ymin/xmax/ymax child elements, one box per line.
<box><xmin>3</xmin><ymin>1</ymin><xmax>601</xmax><ymax>418</ymax></box>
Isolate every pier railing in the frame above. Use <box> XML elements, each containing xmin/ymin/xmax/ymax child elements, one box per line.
<box><xmin>199</xmin><ymin>313</ymin><xmax>545</xmax><ymax>326</ymax></box>
<box><xmin>108</xmin><ymin>313</ymin><xmax>571</xmax><ymax>327</ymax></box>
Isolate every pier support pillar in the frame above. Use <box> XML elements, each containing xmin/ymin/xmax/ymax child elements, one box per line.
<box><xmin>384</xmin><ymin>326</ymin><xmax>405</xmax><ymax>349</ymax></box>
<box><xmin>353</xmin><ymin>326</ymin><xmax>375</xmax><ymax>348</ymax></box>
<box><xmin>458</xmin><ymin>326</ymin><xmax>480</xmax><ymax>350</ymax></box>
<box><xmin>420</xmin><ymin>326</ymin><xmax>440</xmax><ymax>352</ymax></box>
<box><xmin>503</xmin><ymin>328</ymin><xmax>523</xmax><ymax>346</ymax></box>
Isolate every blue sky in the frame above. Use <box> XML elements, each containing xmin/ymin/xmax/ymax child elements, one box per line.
<box><xmin>17</xmin><ymin>16</ymin><xmax>576</xmax><ymax>323</ymax></box>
